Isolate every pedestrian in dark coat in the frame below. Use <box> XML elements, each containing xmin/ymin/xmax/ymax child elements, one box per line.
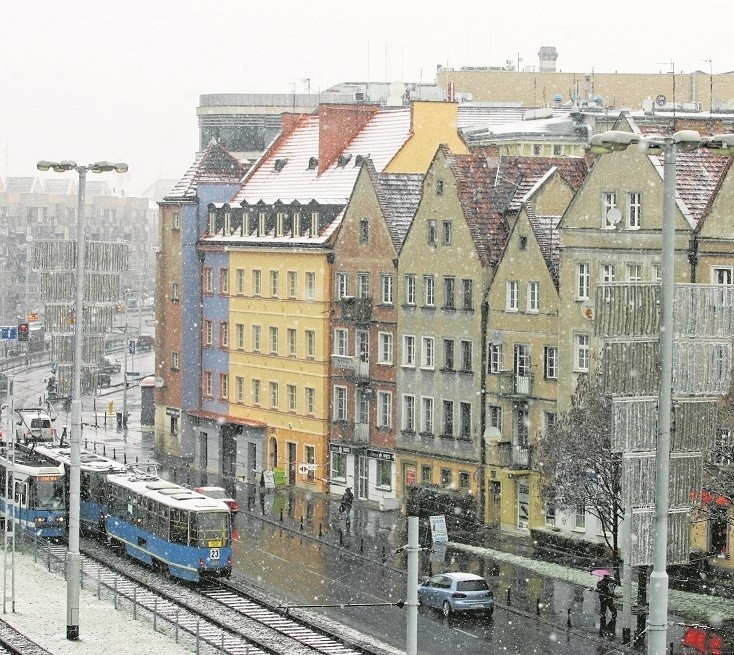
<box><xmin>340</xmin><ymin>487</ymin><xmax>354</xmax><ymax>523</ymax></box>
<box><xmin>597</xmin><ymin>574</ymin><xmax>617</xmax><ymax>622</ymax></box>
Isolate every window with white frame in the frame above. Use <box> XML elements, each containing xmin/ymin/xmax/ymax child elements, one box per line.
<box><xmin>601</xmin><ymin>264</ymin><xmax>615</xmax><ymax>301</ymax></box>
<box><xmin>330</xmin><ymin>451</ymin><xmax>347</xmax><ymax>481</ymax></box>
<box><xmin>270</xmin><ymin>270</ymin><xmax>279</xmax><ymax>297</ymax></box>
<box><xmin>577</xmin><ymin>263</ymin><xmax>590</xmax><ymax>299</ymax></box>
<box><xmin>305</xmin><ymin>445</ymin><xmax>315</xmax><ymax>481</ymax></box>
<box><xmin>356</xmin><ymin>330</ymin><xmax>369</xmax><ymax>362</ymax></box>
<box><xmin>423</xmin><ymin>275</ymin><xmax>435</xmax><ymax>307</ymax></box>
<box><xmin>305</xmin><ymin>387</ymin><xmax>315</xmax><ymax>414</ymax></box>
<box><xmin>258</xmin><ymin>211</ymin><xmax>266</xmax><ymax>236</ymax></box>
<box><xmin>515</xmin><ymin>404</ymin><xmax>529</xmax><ymax>446</ymax></box>
<box><xmin>627</xmin><ymin>191</ymin><xmax>641</xmax><ymax>228</ymax></box>
<box><xmin>377</xmin><ymin>391</ymin><xmax>392</xmax><ymax>428</ymax></box>
<box><xmin>287</xmin><ymin>384</ymin><xmax>296</xmax><ymax>411</ymax></box>
<box><xmin>287</xmin><ymin>328</ymin><xmax>297</xmax><ymax>357</ymax></box>
<box><xmin>220</xmin><ymin>373</ymin><xmax>229</xmax><ymax>399</ymax></box>
<box><xmin>269</xmin><ymin>326</ymin><xmax>279</xmax><ymax>354</ymax></box>
<box><xmin>627</xmin><ymin>263</ymin><xmax>642</xmax><ymax>282</ymax></box>
<box><xmin>252</xmin><ymin>378</ymin><xmax>261</xmax><ymax>404</ymax></box>
<box><xmin>575</xmin><ymin>506</ymin><xmax>586</xmax><ymax>530</ymax></box>
<box><xmin>506</xmin><ymin>280</ymin><xmax>519</xmax><ymax>311</ymax></box>
<box><xmin>402</xmin><ymin>395</ymin><xmax>415</xmax><ymax>432</ymax></box>
<box><xmin>378</xmin><ymin>332</ymin><xmax>393</xmax><ymax>364</ymax></box>
<box><xmin>292</xmin><ymin>212</ymin><xmax>301</xmax><ymax>237</ymax></box>
<box><xmin>376</xmin><ymin>460</ymin><xmax>392</xmax><ymax>489</ymax></box>
<box><xmin>602</xmin><ymin>191</ymin><xmax>617</xmax><ymax>228</ymax></box>
<box><xmin>574</xmin><ymin>333</ymin><xmax>590</xmax><ymax>371</ymax></box>
<box><xmin>442</xmin><ymin>400</ymin><xmax>454</xmax><ymax>437</ymax></box>
<box><xmin>236</xmin><ymin>376</ymin><xmax>245</xmax><ymax>403</ymax></box>
<box><xmin>514</xmin><ymin>344</ymin><xmax>531</xmax><ymax>376</ymax></box>
<box><xmin>203</xmin><ymin>320</ymin><xmax>213</xmax><ymax>346</ymax></box>
<box><xmin>236</xmin><ymin>269</ymin><xmax>245</xmax><ymax>295</ymax></box>
<box><xmin>356</xmin><ymin>390</ymin><xmax>369</xmax><ymax>424</ymax></box>
<box><xmin>527</xmin><ymin>281</ymin><xmax>539</xmax><ymax>312</ymax></box>
<box><xmin>544</xmin><ymin>346</ymin><xmax>558</xmax><ymax>379</ymax></box>
<box><xmin>404</xmin><ymin>274</ymin><xmax>416</xmax><ymax>305</ymax></box>
<box><xmin>252</xmin><ymin>269</ymin><xmax>262</xmax><ymax>296</ymax></box>
<box><xmin>421</xmin><ymin>397</ymin><xmax>434</xmax><ymax>434</ymax></box>
<box><xmin>334</xmin><ymin>328</ymin><xmax>348</xmax><ymax>356</ymax></box>
<box><xmin>305</xmin><ymin>272</ymin><xmax>316</xmax><ymax>300</ymax></box>
<box><xmin>310</xmin><ymin>211</ymin><xmax>319</xmax><ymax>236</ymax></box>
<box><xmin>488</xmin><ymin>405</ymin><xmax>502</xmax><ymax>431</ymax></box>
<box><xmin>544</xmin><ymin>411</ymin><xmax>557</xmax><ymax>434</ymax></box>
<box><xmin>220</xmin><ymin>269</ymin><xmax>229</xmax><ymax>294</ymax></box>
<box><xmin>357</xmin><ymin>272</ymin><xmax>370</xmax><ymax>299</ymax></box>
<box><xmin>275</xmin><ymin>212</ymin><xmax>285</xmax><ymax>237</ymax></box>
<box><xmin>235</xmin><ymin>323</ymin><xmax>245</xmax><ymax>350</ymax></box>
<box><xmin>333</xmin><ymin>386</ymin><xmax>347</xmax><ymax>421</ymax></box>
<box><xmin>305</xmin><ymin>330</ymin><xmax>316</xmax><ymax>358</ymax></box>
<box><xmin>171</xmin><ymin>282</ymin><xmax>179</xmax><ymax>301</ymax></box>
<box><xmin>252</xmin><ymin>325</ymin><xmax>261</xmax><ymax>352</ymax></box>
<box><xmin>203</xmin><ymin>371</ymin><xmax>213</xmax><ymax>397</ymax></box>
<box><xmin>402</xmin><ymin>335</ymin><xmax>416</xmax><ymax>366</ymax></box>
<box><xmin>442</xmin><ymin>220</ymin><xmax>452</xmax><ymax>245</ymax></box>
<box><xmin>336</xmin><ymin>272</ymin><xmax>348</xmax><ymax>299</ymax></box>
<box><xmin>269</xmin><ymin>381</ymin><xmax>279</xmax><ymax>408</ymax></box>
<box><xmin>712</xmin><ymin>267</ymin><xmax>734</xmax><ymax>285</ymax></box>
<box><xmin>220</xmin><ymin>321</ymin><xmax>229</xmax><ymax>348</ymax></box>
<box><xmin>489</xmin><ymin>343</ymin><xmax>504</xmax><ymax>373</ymax></box>
<box><xmin>381</xmin><ymin>274</ymin><xmax>393</xmax><ymax>305</ymax></box>
<box><xmin>171</xmin><ymin>351</ymin><xmax>179</xmax><ymax>370</ymax></box>
<box><xmin>652</xmin><ymin>264</ymin><xmax>661</xmax><ymax>282</ymax></box>
<box><xmin>287</xmin><ymin>270</ymin><xmax>297</xmax><ymax>297</ymax></box>
<box><xmin>208</xmin><ymin>211</ymin><xmax>216</xmax><ymax>234</ymax></box>
<box><xmin>443</xmin><ymin>277</ymin><xmax>455</xmax><ymax>310</ymax></box>
<box><xmin>203</xmin><ymin>267</ymin><xmax>213</xmax><ymax>293</ymax></box>
<box><xmin>171</xmin><ymin>211</ymin><xmax>180</xmax><ymax>230</ymax></box>
<box><xmin>421</xmin><ymin>336</ymin><xmax>435</xmax><ymax>369</ymax></box>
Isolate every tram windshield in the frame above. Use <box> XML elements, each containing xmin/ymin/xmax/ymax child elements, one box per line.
<box><xmin>32</xmin><ymin>476</ymin><xmax>65</xmax><ymax>510</ymax></box>
<box><xmin>191</xmin><ymin>511</ymin><xmax>230</xmax><ymax>547</ymax></box>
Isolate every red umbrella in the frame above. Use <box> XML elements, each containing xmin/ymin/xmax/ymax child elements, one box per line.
<box><xmin>591</xmin><ymin>568</ymin><xmax>612</xmax><ymax>577</ymax></box>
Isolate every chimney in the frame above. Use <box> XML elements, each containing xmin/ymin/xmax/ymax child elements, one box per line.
<box><xmin>538</xmin><ymin>46</ymin><xmax>559</xmax><ymax>73</ymax></box>
<box><xmin>318</xmin><ymin>104</ymin><xmax>380</xmax><ymax>174</ymax></box>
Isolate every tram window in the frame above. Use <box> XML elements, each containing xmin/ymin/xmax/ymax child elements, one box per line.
<box><xmin>0</xmin><ymin>470</ymin><xmax>5</xmax><ymax>497</ymax></box>
<box><xmin>14</xmin><ymin>484</ymin><xmax>26</xmax><ymax>506</ymax></box>
<box><xmin>170</xmin><ymin>509</ymin><xmax>188</xmax><ymax>545</ymax></box>
<box><xmin>32</xmin><ymin>477</ymin><xmax>64</xmax><ymax>510</ymax></box>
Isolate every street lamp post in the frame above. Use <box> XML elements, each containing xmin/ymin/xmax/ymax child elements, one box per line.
<box><xmin>36</xmin><ymin>159</ymin><xmax>127</xmax><ymax>641</ymax></box>
<box><xmin>589</xmin><ymin>129</ymin><xmax>734</xmax><ymax>655</ymax></box>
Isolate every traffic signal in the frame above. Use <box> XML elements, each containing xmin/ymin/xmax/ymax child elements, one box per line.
<box><xmin>17</xmin><ymin>321</ymin><xmax>29</xmax><ymax>342</ymax></box>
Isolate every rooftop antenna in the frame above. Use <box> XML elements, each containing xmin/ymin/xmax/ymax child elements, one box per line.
<box><xmin>704</xmin><ymin>58</ymin><xmax>713</xmax><ymax>119</ymax></box>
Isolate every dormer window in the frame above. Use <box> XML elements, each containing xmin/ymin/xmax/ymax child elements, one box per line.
<box><xmin>224</xmin><ymin>212</ymin><xmax>231</xmax><ymax>235</ymax></box>
<box><xmin>355</xmin><ymin>154</ymin><xmax>370</xmax><ymax>167</ymax></box>
<box><xmin>310</xmin><ymin>211</ymin><xmax>319</xmax><ymax>236</ymax></box>
<box><xmin>274</xmin><ymin>158</ymin><xmax>288</xmax><ymax>172</ymax></box>
<box><xmin>519</xmin><ymin>236</ymin><xmax>528</xmax><ymax>250</ymax></box>
<box><xmin>307</xmin><ymin>157</ymin><xmax>318</xmax><ymax>170</ymax></box>
<box><xmin>337</xmin><ymin>154</ymin><xmax>352</xmax><ymax>167</ymax></box>
<box><xmin>276</xmin><ymin>212</ymin><xmax>285</xmax><ymax>237</ymax></box>
<box><xmin>293</xmin><ymin>212</ymin><xmax>301</xmax><ymax>237</ymax></box>
<box><xmin>208</xmin><ymin>210</ymin><xmax>216</xmax><ymax>235</ymax></box>
<box><xmin>258</xmin><ymin>211</ymin><xmax>266</xmax><ymax>237</ymax></box>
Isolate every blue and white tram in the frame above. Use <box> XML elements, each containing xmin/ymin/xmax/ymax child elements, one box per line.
<box><xmin>30</xmin><ymin>444</ymin><xmax>128</xmax><ymax>535</ymax></box>
<box><xmin>0</xmin><ymin>447</ymin><xmax>66</xmax><ymax>538</ymax></box>
<box><xmin>104</xmin><ymin>471</ymin><xmax>233</xmax><ymax>582</ymax></box>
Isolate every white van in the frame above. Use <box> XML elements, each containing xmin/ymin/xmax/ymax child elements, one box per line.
<box><xmin>15</xmin><ymin>408</ymin><xmax>55</xmax><ymax>443</ymax></box>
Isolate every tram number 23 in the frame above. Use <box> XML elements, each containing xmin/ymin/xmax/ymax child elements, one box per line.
<box><xmin>209</xmin><ymin>548</ymin><xmax>221</xmax><ymax>560</ymax></box>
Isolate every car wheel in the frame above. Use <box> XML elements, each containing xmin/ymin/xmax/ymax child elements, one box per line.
<box><xmin>442</xmin><ymin>601</ymin><xmax>452</xmax><ymax>618</ymax></box>
<box><xmin>485</xmin><ymin>607</ymin><xmax>494</xmax><ymax>619</ymax></box>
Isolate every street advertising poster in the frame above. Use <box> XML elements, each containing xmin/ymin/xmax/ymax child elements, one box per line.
<box><xmin>429</xmin><ymin>514</ymin><xmax>449</xmax><ymax>543</ymax></box>
<box><xmin>262</xmin><ymin>470</ymin><xmax>276</xmax><ymax>489</ymax></box>
<box><xmin>272</xmin><ymin>467</ymin><xmax>287</xmax><ymax>486</ymax></box>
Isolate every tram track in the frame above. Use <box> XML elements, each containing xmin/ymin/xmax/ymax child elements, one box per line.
<box><xmin>27</xmin><ymin>538</ymin><xmax>396</xmax><ymax>655</ymax></box>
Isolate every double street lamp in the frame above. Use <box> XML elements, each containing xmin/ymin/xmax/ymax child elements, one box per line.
<box><xmin>36</xmin><ymin>159</ymin><xmax>127</xmax><ymax>641</ymax></box>
<box><xmin>589</xmin><ymin>129</ymin><xmax>734</xmax><ymax>655</ymax></box>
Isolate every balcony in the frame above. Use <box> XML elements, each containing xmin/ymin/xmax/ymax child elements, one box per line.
<box><xmin>354</xmin><ymin>358</ymin><xmax>370</xmax><ymax>380</ymax></box>
<box><xmin>487</xmin><ymin>442</ymin><xmax>532</xmax><ymax>469</ymax></box>
<box><xmin>497</xmin><ymin>372</ymin><xmax>533</xmax><ymax>397</ymax></box>
<box><xmin>340</xmin><ymin>296</ymin><xmax>372</xmax><ymax>324</ymax></box>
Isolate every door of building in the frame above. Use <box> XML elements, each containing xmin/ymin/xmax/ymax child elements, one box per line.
<box><xmin>357</xmin><ymin>455</ymin><xmax>369</xmax><ymax>500</ymax></box>
<box><xmin>288</xmin><ymin>442</ymin><xmax>297</xmax><ymax>485</ymax></box>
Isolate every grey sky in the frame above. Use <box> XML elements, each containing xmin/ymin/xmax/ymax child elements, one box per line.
<box><xmin>2</xmin><ymin>0</ymin><xmax>731</xmax><ymax>195</ymax></box>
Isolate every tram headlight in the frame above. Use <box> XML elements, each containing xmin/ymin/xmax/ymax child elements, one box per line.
<box><xmin>34</xmin><ymin>517</ymin><xmax>47</xmax><ymax>525</ymax></box>
<box><xmin>57</xmin><ymin>516</ymin><xmax>66</xmax><ymax>524</ymax></box>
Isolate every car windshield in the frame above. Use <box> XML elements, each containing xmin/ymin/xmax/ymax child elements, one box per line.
<box><xmin>202</xmin><ymin>489</ymin><xmax>227</xmax><ymax>499</ymax></box>
<box><xmin>456</xmin><ymin>579</ymin><xmax>489</xmax><ymax>592</ymax></box>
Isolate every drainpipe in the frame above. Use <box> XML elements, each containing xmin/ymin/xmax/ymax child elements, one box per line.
<box><xmin>479</xmin><ymin>300</ymin><xmax>489</xmax><ymax>524</ymax></box>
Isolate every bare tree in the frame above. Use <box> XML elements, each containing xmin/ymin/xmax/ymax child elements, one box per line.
<box><xmin>537</xmin><ymin>372</ymin><xmax>623</xmax><ymax>558</ymax></box>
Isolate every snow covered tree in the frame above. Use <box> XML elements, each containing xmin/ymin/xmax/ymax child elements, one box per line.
<box><xmin>537</xmin><ymin>372</ymin><xmax>623</xmax><ymax>557</ymax></box>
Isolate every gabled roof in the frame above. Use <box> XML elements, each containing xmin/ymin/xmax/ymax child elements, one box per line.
<box><xmin>231</xmin><ymin>108</ymin><xmax>412</xmax><ymax>206</ymax></box>
<box><xmin>526</xmin><ymin>207</ymin><xmax>561</xmax><ymax>287</ymax></box>
<box><xmin>500</xmin><ymin>155</ymin><xmax>589</xmax><ymax>199</ymax></box>
<box><xmin>443</xmin><ymin>146</ymin><xmax>512</xmax><ymax>266</ymax></box>
<box><xmin>370</xmin><ymin>162</ymin><xmax>423</xmax><ymax>252</ymax></box>
<box><xmin>164</xmin><ymin>140</ymin><xmax>246</xmax><ymax>201</ymax></box>
<box><xmin>42</xmin><ymin>178</ymin><xmax>76</xmax><ymax>195</ymax></box>
<box><xmin>6</xmin><ymin>177</ymin><xmax>40</xmax><ymax>193</ymax></box>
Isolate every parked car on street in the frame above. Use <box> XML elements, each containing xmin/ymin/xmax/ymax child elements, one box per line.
<box><xmin>417</xmin><ymin>572</ymin><xmax>494</xmax><ymax>618</ymax></box>
<box><xmin>98</xmin><ymin>357</ymin><xmax>121</xmax><ymax>375</ymax></box>
<box><xmin>194</xmin><ymin>486</ymin><xmax>239</xmax><ymax>513</ymax></box>
<box><xmin>136</xmin><ymin>334</ymin><xmax>154</xmax><ymax>351</ymax></box>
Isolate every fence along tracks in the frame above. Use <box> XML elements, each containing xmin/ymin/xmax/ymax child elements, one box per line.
<box><xmin>22</xmin><ymin>538</ymin><xmax>375</xmax><ymax>655</ymax></box>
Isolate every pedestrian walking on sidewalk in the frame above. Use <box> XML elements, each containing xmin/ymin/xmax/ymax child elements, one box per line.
<box><xmin>597</xmin><ymin>573</ymin><xmax>617</xmax><ymax>623</ymax></box>
<box><xmin>340</xmin><ymin>487</ymin><xmax>354</xmax><ymax>525</ymax></box>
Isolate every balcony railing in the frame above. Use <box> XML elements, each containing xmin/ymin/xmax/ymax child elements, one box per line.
<box><xmin>354</xmin><ymin>422</ymin><xmax>369</xmax><ymax>443</ymax></box>
<box><xmin>488</xmin><ymin>442</ymin><xmax>532</xmax><ymax>469</ymax></box>
<box><xmin>354</xmin><ymin>358</ymin><xmax>370</xmax><ymax>379</ymax></box>
<box><xmin>497</xmin><ymin>372</ymin><xmax>533</xmax><ymax>397</ymax></box>
<box><xmin>340</xmin><ymin>296</ymin><xmax>372</xmax><ymax>323</ymax></box>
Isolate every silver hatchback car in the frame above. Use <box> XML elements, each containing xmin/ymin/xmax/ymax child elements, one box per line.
<box><xmin>417</xmin><ymin>572</ymin><xmax>494</xmax><ymax>618</ymax></box>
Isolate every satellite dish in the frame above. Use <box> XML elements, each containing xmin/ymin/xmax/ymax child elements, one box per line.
<box><xmin>484</xmin><ymin>426</ymin><xmax>502</xmax><ymax>444</ymax></box>
<box><xmin>154</xmin><ymin>376</ymin><xmax>165</xmax><ymax>388</ymax></box>
<box><xmin>606</xmin><ymin>208</ymin><xmax>622</xmax><ymax>226</ymax></box>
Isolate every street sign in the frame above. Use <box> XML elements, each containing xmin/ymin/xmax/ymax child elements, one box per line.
<box><xmin>128</xmin><ymin>339</ymin><xmax>136</xmax><ymax>355</ymax></box>
<box><xmin>0</xmin><ymin>326</ymin><xmax>18</xmax><ymax>340</ymax></box>
<box><xmin>154</xmin><ymin>376</ymin><xmax>164</xmax><ymax>388</ymax></box>
<box><xmin>429</xmin><ymin>515</ymin><xmax>449</xmax><ymax>543</ymax></box>
<box><xmin>126</xmin><ymin>371</ymin><xmax>140</xmax><ymax>377</ymax></box>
